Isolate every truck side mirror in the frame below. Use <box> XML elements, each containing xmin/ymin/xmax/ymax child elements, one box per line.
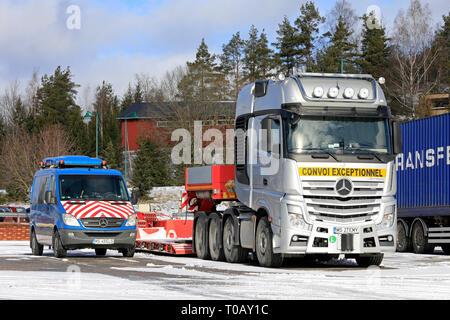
<box><xmin>392</xmin><ymin>121</ymin><xmax>402</xmax><ymax>155</ymax></box>
<box><xmin>130</xmin><ymin>189</ymin><xmax>138</xmax><ymax>205</ymax></box>
<box><xmin>261</xmin><ymin>117</ymin><xmax>281</xmax><ymax>157</ymax></box>
<box><xmin>44</xmin><ymin>190</ymin><xmax>55</xmax><ymax>204</ymax></box>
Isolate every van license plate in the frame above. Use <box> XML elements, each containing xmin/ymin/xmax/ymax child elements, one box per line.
<box><xmin>93</xmin><ymin>239</ymin><xmax>114</xmax><ymax>245</ymax></box>
<box><xmin>334</xmin><ymin>227</ymin><xmax>359</xmax><ymax>234</ymax></box>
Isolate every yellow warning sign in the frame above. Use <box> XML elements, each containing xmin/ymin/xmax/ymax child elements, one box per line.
<box><xmin>299</xmin><ymin>167</ymin><xmax>386</xmax><ymax>178</ymax></box>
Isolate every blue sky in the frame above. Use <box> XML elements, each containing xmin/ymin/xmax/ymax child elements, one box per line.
<box><xmin>0</xmin><ymin>0</ymin><xmax>449</xmax><ymax>108</ymax></box>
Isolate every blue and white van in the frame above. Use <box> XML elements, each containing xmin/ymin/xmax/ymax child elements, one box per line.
<box><xmin>29</xmin><ymin>156</ymin><xmax>138</xmax><ymax>258</ymax></box>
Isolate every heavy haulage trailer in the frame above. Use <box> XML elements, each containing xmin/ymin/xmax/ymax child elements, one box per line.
<box><xmin>138</xmin><ymin>72</ymin><xmax>402</xmax><ymax>268</ymax></box>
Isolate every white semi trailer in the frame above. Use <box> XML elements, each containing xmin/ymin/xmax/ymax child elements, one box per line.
<box><xmin>189</xmin><ymin>72</ymin><xmax>402</xmax><ymax>267</ymax></box>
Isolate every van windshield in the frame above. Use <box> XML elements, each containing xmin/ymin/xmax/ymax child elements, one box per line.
<box><xmin>59</xmin><ymin>175</ymin><xmax>129</xmax><ymax>201</ymax></box>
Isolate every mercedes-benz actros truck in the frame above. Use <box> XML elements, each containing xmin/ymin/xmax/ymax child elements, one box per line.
<box><xmin>185</xmin><ymin>72</ymin><xmax>402</xmax><ymax>267</ymax></box>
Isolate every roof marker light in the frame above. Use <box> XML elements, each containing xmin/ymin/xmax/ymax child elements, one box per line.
<box><xmin>328</xmin><ymin>87</ymin><xmax>339</xmax><ymax>98</ymax></box>
<box><xmin>343</xmin><ymin>88</ymin><xmax>354</xmax><ymax>99</ymax></box>
<box><xmin>313</xmin><ymin>86</ymin><xmax>324</xmax><ymax>98</ymax></box>
<box><xmin>359</xmin><ymin>88</ymin><xmax>369</xmax><ymax>99</ymax></box>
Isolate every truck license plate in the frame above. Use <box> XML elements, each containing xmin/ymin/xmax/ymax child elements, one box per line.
<box><xmin>93</xmin><ymin>238</ymin><xmax>114</xmax><ymax>245</ymax></box>
<box><xmin>334</xmin><ymin>227</ymin><xmax>359</xmax><ymax>234</ymax></box>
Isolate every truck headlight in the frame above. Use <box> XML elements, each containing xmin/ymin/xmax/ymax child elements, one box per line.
<box><xmin>125</xmin><ymin>214</ymin><xmax>136</xmax><ymax>227</ymax></box>
<box><xmin>377</xmin><ymin>205</ymin><xmax>395</xmax><ymax>229</ymax></box>
<box><xmin>287</xmin><ymin>205</ymin><xmax>311</xmax><ymax>231</ymax></box>
<box><xmin>63</xmin><ymin>214</ymin><xmax>80</xmax><ymax>227</ymax></box>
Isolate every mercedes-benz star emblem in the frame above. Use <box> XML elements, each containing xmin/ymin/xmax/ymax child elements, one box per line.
<box><xmin>99</xmin><ymin>218</ymin><xmax>108</xmax><ymax>228</ymax></box>
<box><xmin>335</xmin><ymin>178</ymin><xmax>353</xmax><ymax>196</ymax></box>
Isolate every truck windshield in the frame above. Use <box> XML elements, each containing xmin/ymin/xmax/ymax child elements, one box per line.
<box><xmin>286</xmin><ymin>116</ymin><xmax>391</xmax><ymax>155</ymax></box>
<box><xmin>59</xmin><ymin>175</ymin><xmax>129</xmax><ymax>201</ymax></box>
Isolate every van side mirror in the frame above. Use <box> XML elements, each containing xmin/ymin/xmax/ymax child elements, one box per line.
<box><xmin>130</xmin><ymin>189</ymin><xmax>138</xmax><ymax>205</ymax></box>
<box><xmin>44</xmin><ymin>190</ymin><xmax>56</xmax><ymax>204</ymax></box>
<box><xmin>392</xmin><ymin>121</ymin><xmax>402</xmax><ymax>155</ymax></box>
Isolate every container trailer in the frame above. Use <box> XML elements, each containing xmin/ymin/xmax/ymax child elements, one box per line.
<box><xmin>396</xmin><ymin>113</ymin><xmax>450</xmax><ymax>254</ymax></box>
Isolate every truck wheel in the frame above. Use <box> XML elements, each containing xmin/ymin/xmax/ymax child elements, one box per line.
<box><xmin>396</xmin><ymin>220</ymin><xmax>411</xmax><ymax>252</ymax></box>
<box><xmin>208</xmin><ymin>214</ymin><xmax>225</xmax><ymax>261</ymax></box>
<box><xmin>95</xmin><ymin>248</ymin><xmax>107</xmax><ymax>256</ymax></box>
<box><xmin>52</xmin><ymin>230</ymin><xmax>67</xmax><ymax>258</ymax></box>
<box><xmin>222</xmin><ymin>217</ymin><xmax>247</xmax><ymax>263</ymax></box>
<box><xmin>194</xmin><ymin>215</ymin><xmax>210</xmax><ymax>260</ymax></box>
<box><xmin>121</xmin><ymin>247</ymin><xmax>135</xmax><ymax>257</ymax></box>
<box><xmin>411</xmin><ymin>220</ymin><xmax>434</xmax><ymax>254</ymax></box>
<box><xmin>30</xmin><ymin>230</ymin><xmax>43</xmax><ymax>256</ymax></box>
<box><xmin>255</xmin><ymin>217</ymin><xmax>283</xmax><ymax>268</ymax></box>
<box><xmin>355</xmin><ymin>254</ymin><xmax>383</xmax><ymax>267</ymax></box>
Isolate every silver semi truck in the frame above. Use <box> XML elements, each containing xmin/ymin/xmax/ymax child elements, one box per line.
<box><xmin>190</xmin><ymin>72</ymin><xmax>402</xmax><ymax>267</ymax></box>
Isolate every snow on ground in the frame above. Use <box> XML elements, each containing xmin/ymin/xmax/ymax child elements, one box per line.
<box><xmin>1</xmin><ymin>241</ymin><xmax>450</xmax><ymax>300</ymax></box>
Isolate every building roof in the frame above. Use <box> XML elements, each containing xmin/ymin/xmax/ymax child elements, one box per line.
<box><xmin>117</xmin><ymin>101</ymin><xmax>236</xmax><ymax>120</ymax></box>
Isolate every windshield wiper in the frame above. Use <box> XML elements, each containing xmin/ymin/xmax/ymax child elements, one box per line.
<box><xmin>300</xmin><ymin>148</ymin><xmax>340</xmax><ymax>162</ymax></box>
<box><xmin>344</xmin><ymin>147</ymin><xmax>383</xmax><ymax>162</ymax></box>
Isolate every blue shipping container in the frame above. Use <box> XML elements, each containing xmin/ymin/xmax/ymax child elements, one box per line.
<box><xmin>396</xmin><ymin>113</ymin><xmax>450</xmax><ymax>215</ymax></box>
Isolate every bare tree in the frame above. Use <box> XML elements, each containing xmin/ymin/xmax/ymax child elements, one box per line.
<box><xmin>389</xmin><ymin>0</ymin><xmax>440</xmax><ymax>119</ymax></box>
<box><xmin>0</xmin><ymin>124</ymin><xmax>74</xmax><ymax>200</ymax></box>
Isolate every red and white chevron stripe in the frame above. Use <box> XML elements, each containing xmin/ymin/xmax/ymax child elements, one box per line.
<box><xmin>61</xmin><ymin>201</ymin><xmax>134</xmax><ymax>219</ymax></box>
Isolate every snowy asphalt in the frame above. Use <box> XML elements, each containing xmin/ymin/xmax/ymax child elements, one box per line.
<box><xmin>1</xmin><ymin>241</ymin><xmax>450</xmax><ymax>300</ymax></box>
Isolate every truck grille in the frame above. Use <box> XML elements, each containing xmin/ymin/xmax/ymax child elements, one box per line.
<box><xmin>302</xmin><ymin>179</ymin><xmax>383</xmax><ymax>223</ymax></box>
<box><xmin>80</xmin><ymin>217</ymin><xmax>125</xmax><ymax>229</ymax></box>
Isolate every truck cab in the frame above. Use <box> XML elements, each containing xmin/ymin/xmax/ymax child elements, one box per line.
<box><xmin>29</xmin><ymin>156</ymin><xmax>137</xmax><ymax>258</ymax></box>
<box><xmin>190</xmin><ymin>72</ymin><xmax>402</xmax><ymax>268</ymax></box>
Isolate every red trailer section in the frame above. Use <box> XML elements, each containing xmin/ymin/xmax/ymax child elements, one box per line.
<box><xmin>135</xmin><ymin>165</ymin><xmax>236</xmax><ymax>255</ymax></box>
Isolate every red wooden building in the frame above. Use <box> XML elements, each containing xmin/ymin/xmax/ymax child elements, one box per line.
<box><xmin>117</xmin><ymin>101</ymin><xmax>235</xmax><ymax>151</ymax></box>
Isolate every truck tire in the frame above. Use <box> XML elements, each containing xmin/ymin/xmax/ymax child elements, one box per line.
<box><xmin>194</xmin><ymin>215</ymin><xmax>210</xmax><ymax>260</ymax></box>
<box><xmin>355</xmin><ymin>254</ymin><xmax>383</xmax><ymax>267</ymax></box>
<box><xmin>255</xmin><ymin>217</ymin><xmax>283</xmax><ymax>268</ymax></box>
<box><xmin>411</xmin><ymin>220</ymin><xmax>434</xmax><ymax>254</ymax></box>
<box><xmin>222</xmin><ymin>217</ymin><xmax>247</xmax><ymax>263</ymax></box>
<box><xmin>95</xmin><ymin>248</ymin><xmax>107</xmax><ymax>256</ymax></box>
<box><xmin>208</xmin><ymin>213</ymin><xmax>225</xmax><ymax>261</ymax></box>
<box><xmin>396</xmin><ymin>219</ymin><xmax>411</xmax><ymax>252</ymax></box>
<box><xmin>441</xmin><ymin>244</ymin><xmax>450</xmax><ymax>255</ymax></box>
<box><xmin>52</xmin><ymin>230</ymin><xmax>67</xmax><ymax>258</ymax></box>
<box><xmin>30</xmin><ymin>230</ymin><xmax>43</xmax><ymax>256</ymax></box>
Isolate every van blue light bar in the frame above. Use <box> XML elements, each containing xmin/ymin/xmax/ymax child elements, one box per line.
<box><xmin>41</xmin><ymin>156</ymin><xmax>107</xmax><ymax>168</ymax></box>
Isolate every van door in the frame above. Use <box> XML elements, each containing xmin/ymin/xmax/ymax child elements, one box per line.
<box><xmin>36</xmin><ymin>175</ymin><xmax>51</xmax><ymax>244</ymax></box>
<box><xmin>42</xmin><ymin>175</ymin><xmax>57</xmax><ymax>243</ymax></box>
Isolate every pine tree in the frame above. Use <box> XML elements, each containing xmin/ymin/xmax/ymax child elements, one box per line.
<box><xmin>316</xmin><ymin>16</ymin><xmax>358</xmax><ymax>73</ymax></box>
<box><xmin>131</xmin><ymin>138</ymin><xmax>170</xmax><ymax>197</ymax></box>
<box><xmin>178</xmin><ymin>38</ymin><xmax>228</xmax><ymax>102</ymax></box>
<box><xmin>35</xmin><ymin>66</ymin><xmax>84</xmax><ymax>151</ymax></box>
<box><xmin>295</xmin><ymin>1</ymin><xmax>324</xmax><ymax>71</ymax></box>
<box><xmin>220</xmin><ymin>32</ymin><xmax>245</xmax><ymax>99</ymax></box>
<box><xmin>357</xmin><ymin>13</ymin><xmax>390</xmax><ymax>79</ymax></box>
<box><xmin>273</xmin><ymin>16</ymin><xmax>300</xmax><ymax>75</ymax></box>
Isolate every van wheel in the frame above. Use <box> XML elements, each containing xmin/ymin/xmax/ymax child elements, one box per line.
<box><xmin>194</xmin><ymin>215</ymin><xmax>210</xmax><ymax>260</ymax></box>
<box><xmin>95</xmin><ymin>248</ymin><xmax>107</xmax><ymax>256</ymax></box>
<box><xmin>208</xmin><ymin>213</ymin><xmax>225</xmax><ymax>261</ymax></box>
<box><xmin>222</xmin><ymin>217</ymin><xmax>248</xmax><ymax>263</ymax></box>
<box><xmin>256</xmin><ymin>216</ymin><xmax>283</xmax><ymax>268</ymax></box>
<box><xmin>52</xmin><ymin>230</ymin><xmax>67</xmax><ymax>258</ymax></box>
<box><xmin>30</xmin><ymin>230</ymin><xmax>43</xmax><ymax>256</ymax></box>
<box><xmin>411</xmin><ymin>220</ymin><xmax>434</xmax><ymax>254</ymax></box>
<box><xmin>355</xmin><ymin>254</ymin><xmax>383</xmax><ymax>267</ymax></box>
<box><xmin>121</xmin><ymin>247</ymin><xmax>135</xmax><ymax>257</ymax></box>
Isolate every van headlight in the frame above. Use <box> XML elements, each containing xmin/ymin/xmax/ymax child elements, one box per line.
<box><xmin>125</xmin><ymin>214</ymin><xmax>136</xmax><ymax>227</ymax></box>
<box><xmin>63</xmin><ymin>214</ymin><xmax>80</xmax><ymax>227</ymax></box>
